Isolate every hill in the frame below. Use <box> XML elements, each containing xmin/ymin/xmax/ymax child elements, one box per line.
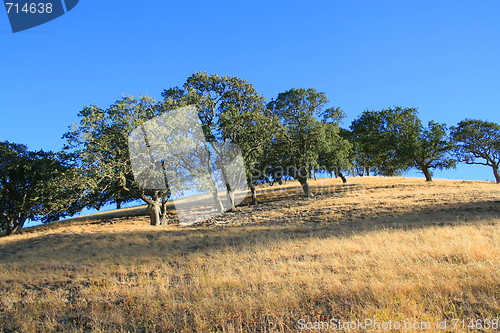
<box><xmin>0</xmin><ymin>177</ymin><xmax>499</xmax><ymax>332</ymax></box>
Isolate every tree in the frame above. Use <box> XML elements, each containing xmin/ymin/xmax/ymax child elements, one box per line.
<box><xmin>350</xmin><ymin>107</ymin><xmax>421</xmax><ymax>176</ymax></box>
<box><xmin>339</xmin><ymin>128</ymin><xmax>371</xmax><ymax>176</ymax></box>
<box><xmin>266</xmin><ymin>88</ymin><xmax>336</xmax><ymax>197</ymax></box>
<box><xmin>64</xmin><ymin>96</ymin><xmax>172</xmax><ymax>226</ymax></box>
<box><xmin>0</xmin><ymin>142</ymin><xmax>81</xmax><ymax>236</ymax></box>
<box><xmin>412</xmin><ymin>121</ymin><xmax>456</xmax><ymax>181</ymax></box>
<box><xmin>451</xmin><ymin>119</ymin><xmax>500</xmax><ymax>183</ymax></box>
<box><xmin>162</xmin><ymin>72</ymin><xmax>275</xmax><ymax>206</ymax></box>
<box><xmin>316</xmin><ymin>108</ymin><xmax>353</xmax><ymax>182</ymax></box>
<box><xmin>219</xmin><ymin>107</ymin><xmax>279</xmax><ymax>204</ymax></box>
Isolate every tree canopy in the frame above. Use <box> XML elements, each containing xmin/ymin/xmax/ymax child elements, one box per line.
<box><xmin>162</xmin><ymin>72</ymin><xmax>276</xmax><ymax>205</ymax></box>
<box><xmin>0</xmin><ymin>142</ymin><xmax>82</xmax><ymax>235</ymax></box>
<box><xmin>451</xmin><ymin>119</ymin><xmax>500</xmax><ymax>183</ymax></box>
<box><xmin>64</xmin><ymin>96</ymin><xmax>172</xmax><ymax>226</ymax></box>
<box><xmin>412</xmin><ymin>121</ymin><xmax>456</xmax><ymax>181</ymax></box>
<box><xmin>266</xmin><ymin>88</ymin><xmax>348</xmax><ymax>197</ymax></box>
<box><xmin>350</xmin><ymin>107</ymin><xmax>421</xmax><ymax>176</ymax></box>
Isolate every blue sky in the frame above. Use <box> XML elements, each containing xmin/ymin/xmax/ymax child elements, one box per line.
<box><xmin>1</xmin><ymin>0</ymin><xmax>499</xmax><ymax>185</ymax></box>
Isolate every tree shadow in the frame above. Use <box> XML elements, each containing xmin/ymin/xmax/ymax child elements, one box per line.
<box><xmin>0</xmin><ymin>192</ymin><xmax>498</xmax><ymax>266</ymax></box>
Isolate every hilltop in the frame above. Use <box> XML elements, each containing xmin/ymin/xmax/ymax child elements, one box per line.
<box><xmin>0</xmin><ymin>177</ymin><xmax>499</xmax><ymax>332</ymax></box>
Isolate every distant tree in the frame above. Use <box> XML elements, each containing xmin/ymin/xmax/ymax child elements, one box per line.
<box><xmin>219</xmin><ymin>107</ymin><xmax>279</xmax><ymax>205</ymax></box>
<box><xmin>0</xmin><ymin>142</ymin><xmax>82</xmax><ymax>236</ymax></box>
<box><xmin>64</xmin><ymin>96</ymin><xmax>172</xmax><ymax>226</ymax></box>
<box><xmin>319</xmin><ymin>108</ymin><xmax>353</xmax><ymax>183</ymax></box>
<box><xmin>451</xmin><ymin>119</ymin><xmax>500</xmax><ymax>183</ymax></box>
<box><xmin>350</xmin><ymin>107</ymin><xmax>421</xmax><ymax>176</ymax></box>
<box><xmin>162</xmin><ymin>72</ymin><xmax>275</xmax><ymax>206</ymax></box>
<box><xmin>338</xmin><ymin>128</ymin><xmax>371</xmax><ymax>176</ymax></box>
<box><xmin>412</xmin><ymin>121</ymin><xmax>456</xmax><ymax>181</ymax></box>
<box><xmin>266</xmin><ymin>88</ymin><xmax>335</xmax><ymax>197</ymax></box>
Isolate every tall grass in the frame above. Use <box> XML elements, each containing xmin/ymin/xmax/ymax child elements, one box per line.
<box><xmin>0</xmin><ymin>177</ymin><xmax>498</xmax><ymax>332</ymax></box>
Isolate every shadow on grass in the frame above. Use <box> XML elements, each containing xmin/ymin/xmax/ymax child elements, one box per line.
<box><xmin>0</xmin><ymin>191</ymin><xmax>498</xmax><ymax>265</ymax></box>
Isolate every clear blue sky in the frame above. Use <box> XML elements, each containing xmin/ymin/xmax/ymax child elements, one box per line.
<box><xmin>1</xmin><ymin>0</ymin><xmax>499</xmax><ymax>182</ymax></box>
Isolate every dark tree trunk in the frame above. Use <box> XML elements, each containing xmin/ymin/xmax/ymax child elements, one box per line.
<box><xmin>248</xmin><ymin>180</ymin><xmax>258</xmax><ymax>205</ymax></box>
<box><xmin>365</xmin><ymin>167</ymin><xmax>370</xmax><ymax>176</ymax></box>
<box><xmin>160</xmin><ymin>199</ymin><xmax>169</xmax><ymax>225</ymax></box>
<box><xmin>333</xmin><ymin>169</ymin><xmax>339</xmax><ymax>178</ymax></box>
<box><xmin>5</xmin><ymin>220</ymin><xmax>16</xmax><ymax>236</ymax></box>
<box><xmin>5</xmin><ymin>215</ymin><xmax>27</xmax><ymax>236</ymax></box>
<box><xmin>338</xmin><ymin>171</ymin><xmax>347</xmax><ymax>183</ymax></box>
<box><xmin>116</xmin><ymin>201</ymin><xmax>122</xmax><ymax>210</ymax></box>
<box><xmin>297</xmin><ymin>176</ymin><xmax>313</xmax><ymax>198</ymax></box>
<box><xmin>493</xmin><ymin>165</ymin><xmax>500</xmax><ymax>183</ymax></box>
<box><xmin>422</xmin><ymin>166</ymin><xmax>433</xmax><ymax>182</ymax></box>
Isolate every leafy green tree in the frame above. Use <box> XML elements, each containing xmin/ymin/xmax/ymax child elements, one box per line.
<box><xmin>219</xmin><ymin>107</ymin><xmax>279</xmax><ymax>204</ymax></box>
<box><xmin>64</xmin><ymin>96</ymin><xmax>172</xmax><ymax>226</ymax></box>
<box><xmin>338</xmin><ymin>128</ymin><xmax>371</xmax><ymax>176</ymax></box>
<box><xmin>451</xmin><ymin>119</ymin><xmax>500</xmax><ymax>183</ymax></box>
<box><xmin>0</xmin><ymin>142</ymin><xmax>82</xmax><ymax>236</ymax></box>
<box><xmin>318</xmin><ymin>110</ymin><xmax>353</xmax><ymax>183</ymax></box>
<box><xmin>350</xmin><ymin>107</ymin><xmax>421</xmax><ymax>176</ymax></box>
<box><xmin>162</xmin><ymin>72</ymin><xmax>275</xmax><ymax>206</ymax></box>
<box><xmin>413</xmin><ymin>121</ymin><xmax>456</xmax><ymax>181</ymax></box>
<box><xmin>266</xmin><ymin>88</ymin><xmax>337</xmax><ymax>197</ymax></box>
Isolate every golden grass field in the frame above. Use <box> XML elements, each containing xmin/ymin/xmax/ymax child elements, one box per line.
<box><xmin>0</xmin><ymin>177</ymin><xmax>499</xmax><ymax>332</ymax></box>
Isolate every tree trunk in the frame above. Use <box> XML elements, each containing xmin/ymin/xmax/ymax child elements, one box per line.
<box><xmin>248</xmin><ymin>181</ymin><xmax>258</xmax><ymax>205</ymax></box>
<box><xmin>493</xmin><ymin>165</ymin><xmax>500</xmax><ymax>183</ymax></box>
<box><xmin>338</xmin><ymin>171</ymin><xmax>347</xmax><ymax>183</ymax></box>
<box><xmin>297</xmin><ymin>176</ymin><xmax>313</xmax><ymax>198</ymax></box>
<box><xmin>5</xmin><ymin>219</ymin><xmax>16</xmax><ymax>236</ymax></box>
<box><xmin>5</xmin><ymin>223</ymin><xmax>15</xmax><ymax>236</ymax></box>
<box><xmin>160</xmin><ymin>199</ymin><xmax>169</xmax><ymax>225</ymax></box>
<box><xmin>333</xmin><ymin>169</ymin><xmax>339</xmax><ymax>178</ymax></box>
<box><xmin>146</xmin><ymin>203</ymin><xmax>162</xmax><ymax>226</ymax></box>
<box><xmin>116</xmin><ymin>200</ymin><xmax>122</xmax><ymax>210</ymax></box>
<box><xmin>422</xmin><ymin>166</ymin><xmax>433</xmax><ymax>182</ymax></box>
<box><xmin>365</xmin><ymin>167</ymin><xmax>370</xmax><ymax>176</ymax></box>
<box><xmin>5</xmin><ymin>215</ymin><xmax>27</xmax><ymax>236</ymax></box>
<box><xmin>212</xmin><ymin>189</ymin><xmax>225</xmax><ymax>213</ymax></box>
<box><xmin>225</xmin><ymin>183</ymin><xmax>236</xmax><ymax>211</ymax></box>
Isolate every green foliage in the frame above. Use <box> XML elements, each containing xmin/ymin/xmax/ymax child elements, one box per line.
<box><xmin>319</xmin><ymin>122</ymin><xmax>353</xmax><ymax>178</ymax></box>
<box><xmin>6</xmin><ymin>72</ymin><xmax>494</xmax><ymax>233</ymax></box>
<box><xmin>451</xmin><ymin>119</ymin><xmax>500</xmax><ymax>183</ymax></box>
<box><xmin>162</xmin><ymin>72</ymin><xmax>278</xmax><ymax>204</ymax></box>
<box><xmin>265</xmin><ymin>88</ymin><xmax>350</xmax><ymax>195</ymax></box>
<box><xmin>413</xmin><ymin>121</ymin><xmax>456</xmax><ymax>181</ymax></box>
<box><xmin>0</xmin><ymin>142</ymin><xmax>82</xmax><ymax>235</ymax></box>
<box><xmin>350</xmin><ymin>107</ymin><xmax>421</xmax><ymax>176</ymax></box>
<box><xmin>266</xmin><ymin>88</ymin><xmax>328</xmax><ymax>174</ymax></box>
<box><xmin>338</xmin><ymin>128</ymin><xmax>371</xmax><ymax>176</ymax></box>
<box><xmin>162</xmin><ymin>72</ymin><xmax>268</xmax><ymax>140</ymax></box>
<box><xmin>64</xmin><ymin>96</ymin><xmax>172</xmax><ymax>225</ymax></box>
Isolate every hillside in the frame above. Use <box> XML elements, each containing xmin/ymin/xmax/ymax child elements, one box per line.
<box><xmin>0</xmin><ymin>177</ymin><xmax>499</xmax><ymax>332</ymax></box>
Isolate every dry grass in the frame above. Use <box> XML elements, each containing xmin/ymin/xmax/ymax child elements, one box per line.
<box><xmin>0</xmin><ymin>177</ymin><xmax>499</xmax><ymax>332</ymax></box>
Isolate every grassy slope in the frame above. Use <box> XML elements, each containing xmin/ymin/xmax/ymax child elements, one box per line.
<box><xmin>0</xmin><ymin>177</ymin><xmax>499</xmax><ymax>332</ymax></box>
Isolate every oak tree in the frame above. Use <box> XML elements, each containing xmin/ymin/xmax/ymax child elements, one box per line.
<box><xmin>451</xmin><ymin>119</ymin><xmax>500</xmax><ymax>183</ymax></box>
